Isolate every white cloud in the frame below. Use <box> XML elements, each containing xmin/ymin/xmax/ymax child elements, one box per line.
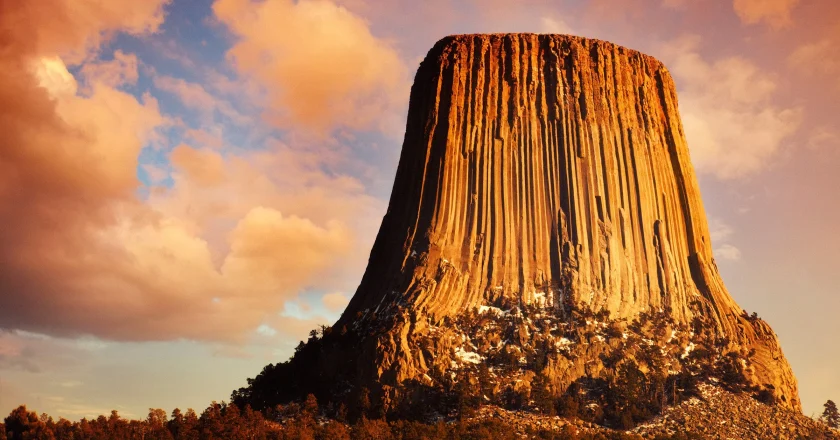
<box><xmin>539</xmin><ymin>16</ymin><xmax>574</xmax><ymax>35</ymax></box>
<box><xmin>256</xmin><ymin>325</ymin><xmax>278</xmax><ymax>337</ymax></box>
<box><xmin>708</xmin><ymin>217</ymin><xmax>735</xmax><ymax>243</ymax></box>
<box><xmin>709</xmin><ymin>217</ymin><xmax>741</xmax><ymax>261</ymax></box>
<box><xmin>714</xmin><ymin>244</ymin><xmax>742</xmax><ymax>261</ymax></box>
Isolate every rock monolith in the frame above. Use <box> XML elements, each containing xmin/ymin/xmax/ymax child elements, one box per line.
<box><xmin>239</xmin><ymin>34</ymin><xmax>800</xmax><ymax>414</ymax></box>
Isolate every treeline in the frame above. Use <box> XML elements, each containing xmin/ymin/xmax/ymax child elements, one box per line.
<box><xmin>2</xmin><ymin>397</ymin><xmax>701</xmax><ymax>440</ymax></box>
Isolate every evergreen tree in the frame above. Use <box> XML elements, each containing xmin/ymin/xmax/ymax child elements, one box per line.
<box><xmin>453</xmin><ymin>369</ymin><xmax>479</xmax><ymax>419</ymax></box>
<box><xmin>146</xmin><ymin>408</ymin><xmax>173</xmax><ymax>440</ymax></box>
<box><xmin>822</xmin><ymin>399</ymin><xmax>840</xmax><ymax>429</ymax></box>
<box><xmin>530</xmin><ymin>374</ymin><xmax>555</xmax><ymax>415</ymax></box>
<box><xmin>356</xmin><ymin>387</ymin><xmax>371</xmax><ymax>420</ymax></box>
<box><xmin>3</xmin><ymin>405</ymin><xmax>48</xmax><ymax>440</ymax></box>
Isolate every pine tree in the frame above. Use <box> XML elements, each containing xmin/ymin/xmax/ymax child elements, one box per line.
<box><xmin>530</xmin><ymin>374</ymin><xmax>555</xmax><ymax>416</ymax></box>
<box><xmin>822</xmin><ymin>399</ymin><xmax>840</xmax><ymax>429</ymax></box>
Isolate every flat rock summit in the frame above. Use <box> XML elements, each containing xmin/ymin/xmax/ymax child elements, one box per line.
<box><xmin>236</xmin><ymin>34</ymin><xmax>800</xmax><ymax>421</ymax></box>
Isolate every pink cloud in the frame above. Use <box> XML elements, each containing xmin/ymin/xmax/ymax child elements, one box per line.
<box><xmin>733</xmin><ymin>0</ymin><xmax>799</xmax><ymax>29</ymax></box>
<box><xmin>788</xmin><ymin>25</ymin><xmax>840</xmax><ymax>89</ymax></box>
<box><xmin>0</xmin><ymin>0</ymin><xmax>382</xmax><ymax>344</ymax></box>
<box><xmin>170</xmin><ymin>144</ymin><xmax>227</xmax><ymax>186</ymax></box>
<box><xmin>321</xmin><ymin>292</ymin><xmax>350</xmax><ymax>312</ymax></box>
<box><xmin>153</xmin><ymin>75</ymin><xmax>249</xmax><ymax>125</ymax></box>
<box><xmin>212</xmin><ymin>0</ymin><xmax>408</xmax><ymax>135</ymax></box>
<box><xmin>657</xmin><ymin>36</ymin><xmax>802</xmax><ymax>178</ymax></box>
<box><xmin>80</xmin><ymin>50</ymin><xmax>140</xmax><ymax>88</ymax></box>
<box><xmin>154</xmin><ymin>75</ymin><xmax>217</xmax><ymax>109</ymax></box>
<box><xmin>6</xmin><ymin>0</ymin><xmax>169</xmax><ymax>62</ymax></box>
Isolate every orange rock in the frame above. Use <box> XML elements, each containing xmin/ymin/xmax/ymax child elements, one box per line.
<box><xmin>336</xmin><ymin>34</ymin><xmax>799</xmax><ymax>411</ymax></box>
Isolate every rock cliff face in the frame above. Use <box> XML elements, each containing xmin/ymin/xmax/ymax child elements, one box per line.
<box><xmin>332</xmin><ymin>34</ymin><xmax>799</xmax><ymax>411</ymax></box>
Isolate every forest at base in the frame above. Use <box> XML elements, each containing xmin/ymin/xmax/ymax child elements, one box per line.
<box><xmin>5</xmin><ymin>375</ymin><xmax>840</xmax><ymax>440</ymax></box>
<box><xmin>2</xmin><ymin>397</ymin><xmax>702</xmax><ymax>440</ymax></box>
<box><xmin>5</xmin><ymin>393</ymin><xmax>839</xmax><ymax>440</ymax></box>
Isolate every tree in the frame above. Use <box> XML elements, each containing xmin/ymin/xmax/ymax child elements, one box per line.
<box><xmin>169</xmin><ymin>409</ymin><xmax>200</xmax><ymax>440</ymax></box>
<box><xmin>452</xmin><ymin>370</ymin><xmax>479</xmax><ymax>419</ymax></box>
<box><xmin>199</xmin><ymin>402</ymin><xmax>226</xmax><ymax>438</ymax></box>
<box><xmin>530</xmin><ymin>374</ymin><xmax>555</xmax><ymax>416</ymax></box>
<box><xmin>3</xmin><ymin>405</ymin><xmax>52</xmax><ymax>440</ymax></box>
<box><xmin>351</xmin><ymin>417</ymin><xmax>393</xmax><ymax>440</ymax></box>
<box><xmin>168</xmin><ymin>409</ymin><xmax>186</xmax><ymax>439</ymax></box>
<box><xmin>303</xmin><ymin>394</ymin><xmax>319</xmax><ymax>417</ymax></box>
<box><xmin>146</xmin><ymin>408</ymin><xmax>173</xmax><ymax>440</ymax></box>
<box><xmin>822</xmin><ymin>399</ymin><xmax>840</xmax><ymax>429</ymax></box>
<box><xmin>355</xmin><ymin>387</ymin><xmax>371</xmax><ymax>421</ymax></box>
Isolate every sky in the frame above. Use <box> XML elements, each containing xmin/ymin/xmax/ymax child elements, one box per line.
<box><xmin>0</xmin><ymin>0</ymin><xmax>838</xmax><ymax>421</ymax></box>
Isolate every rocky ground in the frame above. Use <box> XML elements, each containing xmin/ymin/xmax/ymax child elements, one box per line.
<box><xmin>633</xmin><ymin>384</ymin><xmax>838</xmax><ymax>439</ymax></box>
<box><xmin>468</xmin><ymin>405</ymin><xmax>597</xmax><ymax>435</ymax></box>
<box><xmin>463</xmin><ymin>384</ymin><xmax>839</xmax><ymax>439</ymax></box>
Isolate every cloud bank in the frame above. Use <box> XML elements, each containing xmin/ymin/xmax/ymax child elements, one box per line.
<box><xmin>0</xmin><ymin>0</ymin><xmax>381</xmax><ymax>345</ymax></box>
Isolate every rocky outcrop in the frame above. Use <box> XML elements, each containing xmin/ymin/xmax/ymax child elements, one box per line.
<box><xmin>465</xmin><ymin>385</ymin><xmax>837</xmax><ymax>439</ymax></box>
<box><xmin>333</xmin><ymin>33</ymin><xmax>799</xmax><ymax>411</ymax></box>
<box><xmin>633</xmin><ymin>384</ymin><xmax>838</xmax><ymax>439</ymax></box>
<box><xmin>343</xmin><ymin>34</ymin><xmax>712</xmax><ymax>323</ymax></box>
<box><xmin>222</xmin><ymin>34</ymin><xmax>798</xmax><ymax>419</ymax></box>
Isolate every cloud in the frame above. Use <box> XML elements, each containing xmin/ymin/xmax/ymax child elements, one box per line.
<box><xmin>733</xmin><ymin>0</ymin><xmax>799</xmax><ymax>29</ymax></box>
<box><xmin>0</xmin><ymin>331</ymin><xmax>83</xmax><ymax>373</ymax></box>
<box><xmin>322</xmin><ymin>292</ymin><xmax>350</xmax><ymax>312</ymax></box>
<box><xmin>658</xmin><ymin>36</ymin><xmax>802</xmax><ymax>179</ymax></box>
<box><xmin>789</xmin><ymin>33</ymin><xmax>840</xmax><ymax>90</ymax></box>
<box><xmin>169</xmin><ymin>144</ymin><xmax>227</xmax><ymax>186</ymax></box>
<box><xmin>222</xmin><ymin>206</ymin><xmax>354</xmax><ymax>297</ymax></box>
<box><xmin>662</xmin><ymin>0</ymin><xmax>688</xmax><ymax>9</ymax></box>
<box><xmin>155</xmin><ymin>75</ymin><xmax>217</xmax><ymax>110</ymax></box>
<box><xmin>789</xmin><ymin>39</ymin><xmax>834</xmax><ymax>71</ymax></box>
<box><xmin>539</xmin><ymin>17</ymin><xmax>575</xmax><ymax>34</ymax></box>
<box><xmin>708</xmin><ymin>217</ymin><xmax>735</xmax><ymax>243</ymax></box>
<box><xmin>807</xmin><ymin>127</ymin><xmax>840</xmax><ymax>152</ymax></box>
<box><xmin>153</xmin><ymin>74</ymin><xmax>249</xmax><ymax>125</ymax></box>
<box><xmin>4</xmin><ymin>0</ymin><xmax>169</xmax><ymax>62</ymax></box>
<box><xmin>708</xmin><ymin>217</ymin><xmax>741</xmax><ymax>261</ymax></box>
<box><xmin>0</xmin><ymin>47</ymin><xmax>166</xmax><ymax>339</ymax></box>
<box><xmin>0</xmin><ymin>70</ymin><xmax>378</xmax><ymax>342</ymax></box>
<box><xmin>212</xmin><ymin>0</ymin><xmax>408</xmax><ymax>135</ymax></box>
<box><xmin>142</xmin><ymin>164</ymin><xmax>170</xmax><ymax>184</ymax></box>
<box><xmin>714</xmin><ymin>244</ymin><xmax>742</xmax><ymax>261</ymax></box>
<box><xmin>79</xmin><ymin>50</ymin><xmax>140</xmax><ymax>88</ymax></box>
<box><xmin>0</xmin><ymin>0</ymin><xmax>382</xmax><ymax>345</ymax></box>
<box><xmin>255</xmin><ymin>325</ymin><xmax>278</xmax><ymax>337</ymax></box>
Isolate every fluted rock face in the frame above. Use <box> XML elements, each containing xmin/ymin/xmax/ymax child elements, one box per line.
<box><xmin>337</xmin><ymin>34</ymin><xmax>799</xmax><ymax>410</ymax></box>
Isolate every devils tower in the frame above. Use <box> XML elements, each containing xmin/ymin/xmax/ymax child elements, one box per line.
<box><xmin>235</xmin><ymin>34</ymin><xmax>800</xmax><ymax>416</ymax></box>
